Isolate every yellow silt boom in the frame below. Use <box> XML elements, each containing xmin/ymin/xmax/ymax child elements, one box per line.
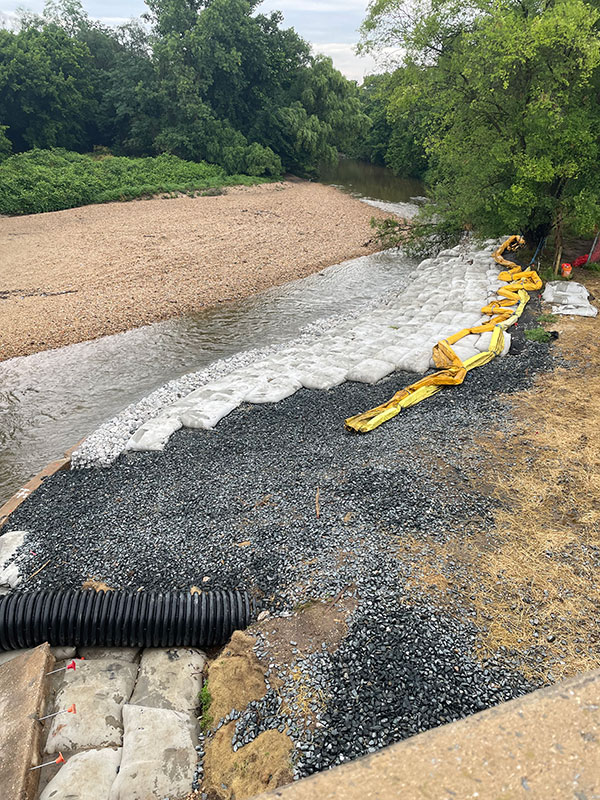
<box><xmin>345</xmin><ymin>235</ymin><xmax>543</xmax><ymax>433</ymax></box>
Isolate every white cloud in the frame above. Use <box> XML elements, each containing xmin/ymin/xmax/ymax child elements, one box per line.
<box><xmin>0</xmin><ymin>9</ymin><xmax>18</xmax><ymax>28</ymax></box>
<box><xmin>312</xmin><ymin>42</ymin><xmax>374</xmax><ymax>82</ymax></box>
<box><xmin>311</xmin><ymin>42</ymin><xmax>404</xmax><ymax>83</ymax></box>
<box><xmin>261</xmin><ymin>0</ymin><xmax>366</xmax><ymax>11</ymax></box>
<box><xmin>97</xmin><ymin>16</ymin><xmax>136</xmax><ymax>26</ymax></box>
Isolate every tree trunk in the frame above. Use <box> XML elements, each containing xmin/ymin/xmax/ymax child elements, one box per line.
<box><xmin>553</xmin><ymin>210</ymin><xmax>563</xmax><ymax>276</ymax></box>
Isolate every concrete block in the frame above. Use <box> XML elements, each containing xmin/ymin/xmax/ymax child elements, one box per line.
<box><xmin>255</xmin><ymin>670</ymin><xmax>600</xmax><ymax>800</ymax></box>
<box><xmin>130</xmin><ymin>647</ymin><xmax>206</xmax><ymax>713</ymax></box>
<box><xmin>45</xmin><ymin>660</ymin><xmax>137</xmax><ymax>753</ymax></box>
<box><xmin>108</xmin><ymin>704</ymin><xmax>197</xmax><ymax>800</ymax></box>
<box><xmin>40</xmin><ymin>748</ymin><xmax>121</xmax><ymax>800</ymax></box>
<box><xmin>0</xmin><ymin>643</ymin><xmax>53</xmax><ymax>800</ymax></box>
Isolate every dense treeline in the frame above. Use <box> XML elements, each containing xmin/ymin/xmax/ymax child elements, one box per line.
<box><xmin>0</xmin><ymin>0</ymin><xmax>368</xmax><ymax>177</ymax></box>
<box><xmin>2</xmin><ymin>0</ymin><xmax>600</xmax><ymax>257</ymax></box>
<box><xmin>358</xmin><ymin>0</ymin><xmax>600</xmax><ymax>259</ymax></box>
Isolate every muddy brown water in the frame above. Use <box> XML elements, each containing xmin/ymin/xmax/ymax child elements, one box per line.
<box><xmin>0</xmin><ymin>162</ymin><xmax>424</xmax><ymax>506</ymax></box>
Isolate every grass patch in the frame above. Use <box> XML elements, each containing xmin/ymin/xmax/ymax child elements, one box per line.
<box><xmin>0</xmin><ymin>148</ymin><xmax>275</xmax><ymax>215</ymax></box>
<box><xmin>537</xmin><ymin>312</ymin><xmax>558</xmax><ymax>324</ymax></box>
<box><xmin>199</xmin><ymin>682</ymin><xmax>213</xmax><ymax>732</ymax></box>
<box><xmin>525</xmin><ymin>327</ymin><xmax>552</xmax><ymax>343</ymax></box>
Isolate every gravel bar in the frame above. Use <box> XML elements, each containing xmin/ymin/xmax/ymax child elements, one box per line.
<box><xmin>0</xmin><ymin>181</ymin><xmax>392</xmax><ymax>361</ymax></box>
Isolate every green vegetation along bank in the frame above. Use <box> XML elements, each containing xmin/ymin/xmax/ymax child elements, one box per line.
<box><xmin>0</xmin><ymin>149</ymin><xmax>269</xmax><ymax>215</ymax></box>
<box><xmin>356</xmin><ymin>0</ymin><xmax>600</xmax><ymax>266</ymax></box>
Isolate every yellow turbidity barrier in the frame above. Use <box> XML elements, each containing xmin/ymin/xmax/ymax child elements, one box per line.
<box><xmin>345</xmin><ymin>235</ymin><xmax>543</xmax><ymax>433</ymax></box>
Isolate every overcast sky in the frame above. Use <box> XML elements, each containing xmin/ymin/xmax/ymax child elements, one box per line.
<box><xmin>0</xmin><ymin>0</ymin><xmax>381</xmax><ymax>81</ymax></box>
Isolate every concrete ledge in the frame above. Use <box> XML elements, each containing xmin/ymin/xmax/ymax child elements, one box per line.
<box><xmin>254</xmin><ymin>669</ymin><xmax>600</xmax><ymax>800</ymax></box>
<box><xmin>0</xmin><ymin>643</ymin><xmax>54</xmax><ymax>800</ymax></box>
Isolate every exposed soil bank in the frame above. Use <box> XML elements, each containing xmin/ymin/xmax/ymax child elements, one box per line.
<box><xmin>0</xmin><ymin>181</ymin><xmax>390</xmax><ymax>362</ymax></box>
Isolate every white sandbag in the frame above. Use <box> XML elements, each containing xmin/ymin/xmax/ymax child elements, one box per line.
<box><xmin>450</xmin><ymin>343</ymin><xmax>480</xmax><ymax>363</ymax></box>
<box><xmin>176</xmin><ymin>389</ymin><xmax>239</xmax><ymax>407</ymax></box>
<box><xmin>298</xmin><ymin>366</ymin><xmax>348</xmax><ymax>390</ymax></box>
<box><xmin>395</xmin><ymin>349</ymin><xmax>431</xmax><ymax>374</ymax></box>
<box><xmin>411</xmin><ymin>349</ymin><xmax>434</xmax><ymax>373</ymax></box>
<box><xmin>180</xmin><ymin>398</ymin><xmax>239</xmax><ymax>430</ymax></box>
<box><xmin>456</xmin><ymin>333</ymin><xmax>480</xmax><ymax>349</ymax></box>
<box><xmin>551</xmin><ymin>303</ymin><xmax>597</xmax><ymax>317</ymax></box>
<box><xmin>463</xmin><ymin>301</ymin><xmax>485</xmax><ymax>313</ymax></box>
<box><xmin>377</xmin><ymin>345</ymin><xmax>410</xmax><ymax>367</ymax></box>
<box><xmin>437</xmin><ymin>248</ymin><xmax>460</xmax><ymax>260</ymax></box>
<box><xmin>127</xmin><ymin>417</ymin><xmax>182</xmax><ymax>451</ymax></box>
<box><xmin>544</xmin><ymin>280</ymin><xmax>597</xmax><ymax>316</ymax></box>
<box><xmin>475</xmin><ymin>330</ymin><xmax>511</xmax><ymax>355</ymax></box>
<box><xmin>542</xmin><ymin>281</ymin><xmax>590</xmax><ymax>306</ymax></box>
<box><xmin>351</xmin><ymin>344</ymin><xmax>387</xmax><ymax>363</ymax></box>
<box><xmin>346</xmin><ymin>358</ymin><xmax>395</xmax><ymax>384</ymax></box>
<box><xmin>244</xmin><ymin>375</ymin><xmax>300</xmax><ymax>403</ymax></box>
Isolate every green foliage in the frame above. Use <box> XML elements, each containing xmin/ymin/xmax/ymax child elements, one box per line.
<box><xmin>0</xmin><ymin>149</ymin><xmax>269</xmax><ymax>215</ymax></box>
<box><xmin>525</xmin><ymin>327</ymin><xmax>552</xmax><ymax>343</ymax></box>
<box><xmin>360</xmin><ymin>0</ymin><xmax>600</xmax><ymax>247</ymax></box>
<box><xmin>0</xmin><ymin>0</ymin><xmax>368</xmax><ymax>179</ymax></box>
<box><xmin>370</xmin><ymin>209</ymin><xmax>463</xmax><ymax>258</ymax></box>
<box><xmin>199</xmin><ymin>682</ymin><xmax>213</xmax><ymax>732</ymax></box>
<box><xmin>0</xmin><ymin>125</ymin><xmax>11</xmax><ymax>162</ymax></box>
<box><xmin>537</xmin><ymin>312</ymin><xmax>558</xmax><ymax>324</ymax></box>
<box><xmin>0</xmin><ymin>23</ymin><xmax>96</xmax><ymax>152</ymax></box>
<box><xmin>349</xmin><ymin>72</ymin><xmax>428</xmax><ymax>179</ymax></box>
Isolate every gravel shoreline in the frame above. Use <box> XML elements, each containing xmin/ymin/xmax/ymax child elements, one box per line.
<box><xmin>0</xmin><ymin>181</ymin><xmax>391</xmax><ymax>361</ymax></box>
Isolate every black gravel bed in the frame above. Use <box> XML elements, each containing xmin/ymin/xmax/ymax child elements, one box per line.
<box><xmin>8</xmin><ymin>311</ymin><xmax>558</xmax><ymax>781</ymax></box>
<box><xmin>11</xmin><ymin>342</ymin><xmax>554</xmax><ymax>599</ymax></box>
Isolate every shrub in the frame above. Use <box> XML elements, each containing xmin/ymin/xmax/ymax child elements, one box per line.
<box><xmin>0</xmin><ymin>148</ymin><xmax>275</xmax><ymax>215</ymax></box>
<box><xmin>525</xmin><ymin>327</ymin><xmax>552</xmax><ymax>343</ymax></box>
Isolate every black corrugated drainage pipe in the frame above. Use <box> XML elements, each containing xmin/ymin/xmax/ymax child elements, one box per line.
<box><xmin>0</xmin><ymin>589</ymin><xmax>252</xmax><ymax>651</ymax></box>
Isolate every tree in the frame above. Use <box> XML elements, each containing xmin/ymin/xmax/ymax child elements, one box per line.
<box><xmin>257</xmin><ymin>55</ymin><xmax>370</xmax><ymax>174</ymax></box>
<box><xmin>361</xmin><ymin>0</ymin><xmax>600</xmax><ymax>247</ymax></box>
<box><xmin>0</xmin><ymin>124</ymin><xmax>11</xmax><ymax>161</ymax></box>
<box><xmin>0</xmin><ymin>0</ymin><xmax>371</xmax><ymax>177</ymax></box>
<box><xmin>350</xmin><ymin>71</ymin><xmax>427</xmax><ymax>178</ymax></box>
<box><xmin>0</xmin><ymin>24</ymin><xmax>95</xmax><ymax>151</ymax></box>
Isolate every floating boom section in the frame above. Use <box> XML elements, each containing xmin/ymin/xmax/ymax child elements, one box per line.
<box><xmin>345</xmin><ymin>235</ymin><xmax>542</xmax><ymax>433</ymax></box>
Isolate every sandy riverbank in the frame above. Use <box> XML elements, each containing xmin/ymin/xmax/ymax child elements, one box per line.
<box><xmin>0</xmin><ymin>180</ymin><xmax>393</xmax><ymax>362</ymax></box>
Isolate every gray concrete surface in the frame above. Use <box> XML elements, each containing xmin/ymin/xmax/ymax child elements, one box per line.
<box><xmin>253</xmin><ymin>669</ymin><xmax>600</xmax><ymax>800</ymax></box>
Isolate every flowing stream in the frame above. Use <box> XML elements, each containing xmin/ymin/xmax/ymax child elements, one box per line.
<box><xmin>0</xmin><ymin>160</ymin><xmax>424</xmax><ymax>505</ymax></box>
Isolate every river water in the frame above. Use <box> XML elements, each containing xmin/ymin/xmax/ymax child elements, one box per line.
<box><xmin>0</xmin><ymin>160</ymin><xmax>424</xmax><ymax>505</ymax></box>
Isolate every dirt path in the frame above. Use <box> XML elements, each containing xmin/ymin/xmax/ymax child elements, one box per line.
<box><xmin>0</xmin><ymin>181</ymin><xmax>390</xmax><ymax>362</ymax></box>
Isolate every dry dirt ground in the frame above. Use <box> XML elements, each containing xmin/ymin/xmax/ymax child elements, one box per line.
<box><xmin>399</xmin><ymin>270</ymin><xmax>600</xmax><ymax>684</ymax></box>
<box><xmin>0</xmin><ymin>181</ymin><xmax>390</xmax><ymax>362</ymax></box>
